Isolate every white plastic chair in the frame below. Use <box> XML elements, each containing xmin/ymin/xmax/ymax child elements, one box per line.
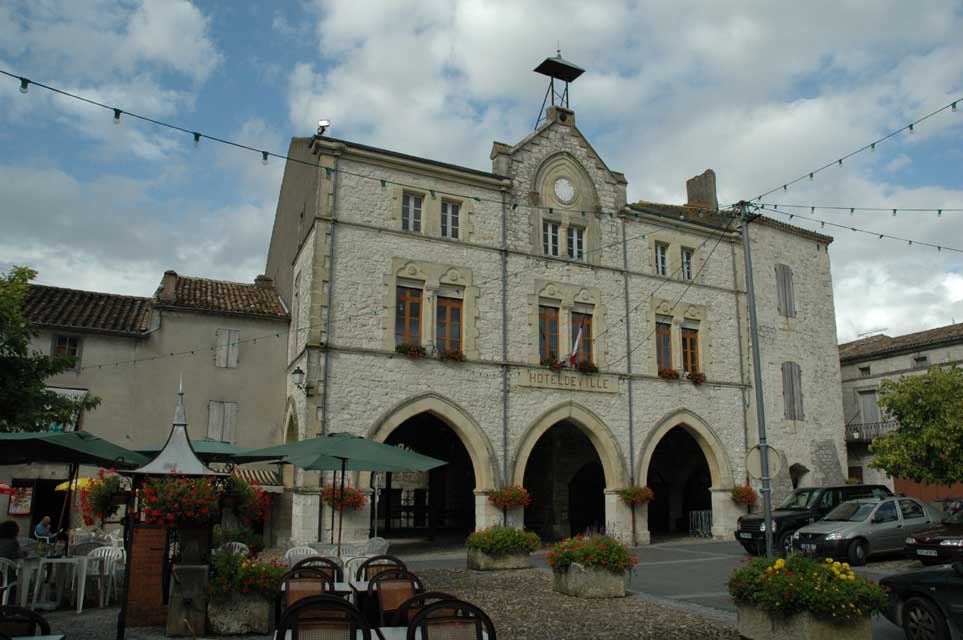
<box><xmin>364</xmin><ymin>537</ymin><xmax>389</xmax><ymax>556</ymax></box>
<box><xmin>283</xmin><ymin>546</ymin><xmax>318</xmax><ymax>568</ymax></box>
<box><xmin>0</xmin><ymin>558</ymin><xmax>18</xmax><ymax>606</ymax></box>
<box><xmin>219</xmin><ymin>542</ymin><xmax>249</xmax><ymax>556</ymax></box>
<box><xmin>86</xmin><ymin>546</ymin><xmax>122</xmax><ymax>608</ymax></box>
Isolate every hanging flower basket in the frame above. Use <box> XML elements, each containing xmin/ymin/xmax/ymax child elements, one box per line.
<box><xmin>395</xmin><ymin>343</ymin><xmax>426</xmax><ymax>359</ymax></box>
<box><xmin>658</xmin><ymin>368</ymin><xmax>680</xmax><ymax>380</ymax></box>
<box><xmin>731</xmin><ymin>485</ymin><xmax>759</xmax><ymax>511</ymax></box>
<box><xmin>488</xmin><ymin>485</ymin><xmax>531</xmax><ymax>510</ymax></box>
<box><xmin>320</xmin><ymin>484</ymin><xmax>367</xmax><ymax>511</ymax></box>
<box><xmin>222</xmin><ymin>476</ymin><xmax>270</xmax><ymax>526</ymax></box>
<box><xmin>80</xmin><ymin>468</ymin><xmax>127</xmax><ymax>526</ymax></box>
<box><xmin>618</xmin><ymin>486</ymin><xmax>655</xmax><ymax>507</ymax></box>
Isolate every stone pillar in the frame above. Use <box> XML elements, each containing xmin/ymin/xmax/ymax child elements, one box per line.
<box><xmin>291</xmin><ymin>490</ymin><xmax>320</xmax><ymax>544</ymax></box>
<box><xmin>603</xmin><ymin>490</ymin><xmax>633</xmax><ymax>543</ymax></box>
<box><xmin>473</xmin><ymin>490</ymin><xmax>501</xmax><ymax>530</ymax></box>
<box><xmin>322</xmin><ymin>490</ymin><xmax>372</xmax><ymax>544</ymax></box>
<box><xmin>710</xmin><ymin>487</ymin><xmax>740</xmax><ymax>540</ymax></box>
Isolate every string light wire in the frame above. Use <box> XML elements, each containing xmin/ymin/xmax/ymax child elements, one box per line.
<box><xmin>757</xmin><ymin>203</ymin><xmax>962</xmax><ymax>215</ymax></box>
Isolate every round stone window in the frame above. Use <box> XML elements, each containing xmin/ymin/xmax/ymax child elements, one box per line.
<box><xmin>553</xmin><ymin>177</ymin><xmax>576</xmax><ymax>204</ymax></box>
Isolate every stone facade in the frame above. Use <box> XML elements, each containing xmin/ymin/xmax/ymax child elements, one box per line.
<box><xmin>265</xmin><ymin>104</ymin><xmax>846</xmax><ymax>544</ymax></box>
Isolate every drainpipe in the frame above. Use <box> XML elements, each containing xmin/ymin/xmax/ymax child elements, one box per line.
<box><xmin>500</xmin><ymin>189</ymin><xmax>510</xmax><ymax>488</ymax></box>
<box><xmin>319</xmin><ymin>153</ymin><xmax>339</xmax><ymax>438</ymax></box>
<box><xmin>620</xmin><ymin>216</ymin><xmax>636</xmax><ymax>483</ymax></box>
<box><xmin>730</xmin><ymin>240</ymin><xmax>750</xmax><ymax>469</ymax></box>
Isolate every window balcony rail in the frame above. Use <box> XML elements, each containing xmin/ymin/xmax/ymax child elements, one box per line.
<box><xmin>845</xmin><ymin>421</ymin><xmax>899</xmax><ymax>443</ymax></box>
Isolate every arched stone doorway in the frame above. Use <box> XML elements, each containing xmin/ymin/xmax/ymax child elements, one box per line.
<box><xmin>362</xmin><ymin>394</ymin><xmax>501</xmax><ymax>537</ymax></box>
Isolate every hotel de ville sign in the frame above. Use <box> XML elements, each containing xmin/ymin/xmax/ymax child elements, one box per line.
<box><xmin>514</xmin><ymin>367</ymin><xmax>619</xmax><ymax>394</ymax></box>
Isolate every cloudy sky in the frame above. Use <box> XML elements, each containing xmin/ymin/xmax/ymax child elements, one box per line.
<box><xmin>1</xmin><ymin>1</ymin><xmax>962</xmax><ymax>343</ymax></box>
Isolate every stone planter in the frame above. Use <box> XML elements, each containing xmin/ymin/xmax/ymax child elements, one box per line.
<box><xmin>552</xmin><ymin>563</ymin><xmax>627</xmax><ymax>598</ymax></box>
<box><xmin>736</xmin><ymin>604</ymin><xmax>872</xmax><ymax>640</ymax></box>
<box><xmin>208</xmin><ymin>594</ymin><xmax>273</xmax><ymax>635</ymax></box>
<box><xmin>466</xmin><ymin>548</ymin><xmax>532</xmax><ymax>571</ymax></box>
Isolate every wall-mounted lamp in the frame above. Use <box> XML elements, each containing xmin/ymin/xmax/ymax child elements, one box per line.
<box><xmin>292</xmin><ymin>366</ymin><xmax>313</xmax><ymax>396</ymax></box>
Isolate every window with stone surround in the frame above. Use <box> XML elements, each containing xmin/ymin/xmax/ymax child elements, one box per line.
<box><xmin>781</xmin><ymin>361</ymin><xmax>805</xmax><ymax>420</ymax></box>
<box><xmin>655</xmin><ymin>243</ymin><xmax>668</xmax><ymax>276</ymax></box>
<box><xmin>655</xmin><ymin>321</ymin><xmax>672</xmax><ymax>371</ymax></box>
<box><xmin>681</xmin><ymin>247</ymin><xmax>694</xmax><ymax>280</ymax></box>
<box><xmin>543</xmin><ymin>221</ymin><xmax>560</xmax><ymax>257</ymax></box>
<box><xmin>571</xmin><ymin>311</ymin><xmax>593</xmax><ymax>363</ymax></box>
<box><xmin>539</xmin><ymin>305</ymin><xmax>560</xmax><ymax>361</ymax></box>
<box><xmin>681</xmin><ymin>327</ymin><xmax>699</xmax><ymax>374</ymax></box>
<box><xmin>52</xmin><ymin>334</ymin><xmax>82</xmax><ymax>370</ymax></box>
<box><xmin>440</xmin><ymin>200</ymin><xmax>459</xmax><ymax>239</ymax></box>
<box><xmin>395</xmin><ymin>286</ymin><xmax>422</xmax><ymax>346</ymax></box>
<box><xmin>567</xmin><ymin>226</ymin><xmax>585</xmax><ymax>261</ymax></box>
<box><xmin>402</xmin><ymin>192</ymin><xmax>423</xmax><ymax>233</ymax></box>
<box><xmin>436</xmin><ymin>296</ymin><xmax>462</xmax><ymax>352</ymax></box>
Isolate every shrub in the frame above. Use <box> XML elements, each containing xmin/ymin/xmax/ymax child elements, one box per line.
<box><xmin>488</xmin><ymin>485</ymin><xmax>532</xmax><ymax>510</ymax></box>
<box><xmin>209</xmin><ymin>550</ymin><xmax>286</xmax><ymax>602</ymax></box>
<box><xmin>223</xmin><ymin>475</ymin><xmax>270</xmax><ymax>526</ymax></box>
<box><xmin>139</xmin><ymin>475</ymin><xmax>220</xmax><ymax>526</ymax></box>
<box><xmin>466</xmin><ymin>526</ymin><xmax>540</xmax><ymax>556</ymax></box>
<box><xmin>728</xmin><ymin>556</ymin><xmax>888</xmax><ymax>623</ymax></box>
<box><xmin>438</xmin><ymin>348</ymin><xmax>465</xmax><ymax>362</ymax></box>
<box><xmin>547</xmin><ymin>534</ymin><xmax>638</xmax><ymax>575</ymax></box>
<box><xmin>576</xmin><ymin>360</ymin><xmax>599</xmax><ymax>374</ymax></box>
<box><xmin>213</xmin><ymin>525</ymin><xmax>265</xmax><ymax>555</ymax></box>
<box><xmin>731</xmin><ymin>485</ymin><xmax>758</xmax><ymax>506</ymax></box>
<box><xmin>320</xmin><ymin>484</ymin><xmax>367</xmax><ymax>511</ymax></box>
<box><xmin>688</xmin><ymin>371</ymin><xmax>706</xmax><ymax>385</ymax></box>
<box><xmin>618</xmin><ymin>485</ymin><xmax>655</xmax><ymax>507</ymax></box>
<box><xmin>80</xmin><ymin>468</ymin><xmax>126</xmax><ymax>526</ymax></box>
<box><xmin>657</xmin><ymin>368</ymin><xmax>680</xmax><ymax>380</ymax></box>
<box><xmin>395</xmin><ymin>343</ymin><xmax>426</xmax><ymax>359</ymax></box>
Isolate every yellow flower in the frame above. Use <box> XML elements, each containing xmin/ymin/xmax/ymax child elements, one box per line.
<box><xmin>841</xmin><ymin>562</ymin><xmax>850</xmax><ymax>570</ymax></box>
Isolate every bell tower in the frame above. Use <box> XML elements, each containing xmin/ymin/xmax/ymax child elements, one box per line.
<box><xmin>533</xmin><ymin>49</ymin><xmax>585</xmax><ymax>129</ymax></box>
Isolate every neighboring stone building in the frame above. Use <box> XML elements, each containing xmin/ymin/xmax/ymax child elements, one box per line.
<box><xmin>0</xmin><ymin>272</ymin><xmax>289</xmax><ymax>539</ymax></box>
<box><xmin>840</xmin><ymin>322</ymin><xmax>963</xmax><ymax>499</ymax></box>
<box><xmin>265</xmin><ymin>95</ymin><xmax>847</xmax><ymax>544</ymax></box>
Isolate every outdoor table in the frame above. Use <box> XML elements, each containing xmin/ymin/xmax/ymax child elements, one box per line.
<box><xmin>12</xmin><ymin>636</ymin><xmax>65</xmax><ymax>640</ymax></box>
<box><xmin>31</xmin><ymin>555</ymin><xmax>101</xmax><ymax>614</ymax></box>
<box><xmin>374</xmin><ymin>628</ymin><xmax>489</xmax><ymax>640</ymax></box>
<box><xmin>15</xmin><ymin>557</ymin><xmax>41</xmax><ymax>608</ymax></box>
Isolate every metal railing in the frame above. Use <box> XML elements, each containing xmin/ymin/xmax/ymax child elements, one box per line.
<box><xmin>845</xmin><ymin>421</ymin><xmax>899</xmax><ymax>442</ymax></box>
<box><xmin>688</xmin><ymin>510</ymin><xmax>713</xmax><ymax>537</ymax></box>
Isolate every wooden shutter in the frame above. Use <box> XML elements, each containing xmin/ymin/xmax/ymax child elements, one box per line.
<box><xmin>776</xmin><ymin>264</ymin><xmax>796</xmax><ymax>318</ymax></box>
<box><xmin>222</xmin><ymin>402</ymin><xmax>238</xmax><ymax>444</ymax></box>
<box><xmin>208</xmin><ymin>401</ymin><xmax>224</xmax><ymax>439</ymax></box>
<box><xmin>215</xmin><ymin>329</ymin><xmax>229</xmax><ymax>368</ymax></box>
<box><xmin>781</xmin><ymin>362</ymin><xmax>794</xmax><ymax>419</ymax></box>
<box><xmin>791</xmin><ymin>362</ymin><xmax>804</xmax><ymax>419</ymax></box>
<box><xmin>226</xmin><ymin>329</ymin><xmax>240</xmax><ymax>368</ymax></box>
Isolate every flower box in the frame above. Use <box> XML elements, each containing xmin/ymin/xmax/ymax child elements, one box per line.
<box><xmin>466</xmin><ymin>526</ymin><xmax>539</xmax><ymax>571</ymax></box>
<box><xmin>552</xmin><ymin>563</ymin><xmax>627</xmax><ymax>598</ymax></box>
<box><xmin>687</xmin><ymin>371</ymin><xmax>706</xmax><ymax>385</ymax></box>
<box><xmin>438</xmin><ymin>348</ymin><xmax>465</xmax><ymax>362</ymax></box>
<box><xmin>208</xmin><ymin>593</ymin><xmax>273</xmax><ymax>635</ymax></box>
<box><xmin>736</xmin><ymin>605</ymin><xmax>872</xmax><ymax>640</ymax></box>
<box><xmin>576</xmin><ymin>361</ymin><xmax>599</xmax><ymax>374</ymax></box>
<box><xmin>395</xmin><ymin>343</ymin><xmax>426</xmax><ymax>359</ymax></box>
<box><xmin>467</xmin><ymin>548</ymin><xmax>532</xmax><ymax>571</ymax></box>
<box><xmin>657</xmin><ymin>368</ymin><xmax>680</xmax><ymax>380</ymax></box>
<box><xmin>540</xmin><ymin>356</ymin><xmax>563</xmax><ymax>372</ymax></box>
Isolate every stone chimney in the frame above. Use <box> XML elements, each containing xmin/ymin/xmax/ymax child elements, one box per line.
<box><xmin>158</xmin><ymin>270</ymin><xmax>178</xmax><ymax>303</ymax></box>
<box><xmin>254</xmin><ymin>274</ymin><xmax>274</xmax><ymax>289</ymax></box>
<box><xmin>686</xmin><ymin>169</ymin><xmax>718</xmax><ymax>211</ymax></box>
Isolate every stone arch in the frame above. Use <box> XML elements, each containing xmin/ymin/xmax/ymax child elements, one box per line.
<box><xmin>360</xmin><ymin>393</ymin><xmax>499</xmax><ymax>491</ymax></box>
<box><xmin>512</xmin><ymin>402</ymin><xmax>629</xmax><ymax>489</ymax></box>
<box><xmin>636</xmin><ymin>409</ymin><xmax>734</xmax><ymax>490</ymax></box>
<box><xmin>282</xmin><ymin>397</ymin><xmax>299</xmax><ymax>443</ymax></box>
<box><xmin>533</xmin><ymin>151</ymin><xmax>600</xmax><ymax>211</ymax></box>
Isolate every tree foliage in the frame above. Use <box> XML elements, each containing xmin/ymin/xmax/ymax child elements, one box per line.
<box><xmin>868</xmin><ymin>365</ymin><xmax>963</xmax><ymax>485</ymax></box>
<box><xmin>0</xmin><ymin>266</ymin><xmax>100</xmax><ymax>432</ymax></box>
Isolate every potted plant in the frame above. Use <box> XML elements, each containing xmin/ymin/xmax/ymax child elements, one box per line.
<box><xmin>657</xmin><ymin>368</ymin><xmax>680</xmax><ymax>380</ymax></box>
<box><xmin>728</xmin><ymin>556</ymin><xmax>887</xmax><ymax>640</ymax></box>
<box><xmin>213</xmin><ymin>525</ymin><xmax>265</xmax><ymax>556</ymax></box>
<box><xmin>547</xmin><ymin>534</ymin><xmax>638</xmax><ymax>598</ymax></box>
<box><xmin>395</xmin><ymin>343</ymin><xmax>426</xmax><ymax>359</ymax></box>
<box><xmin>438</xmin><ymin>348</ymin><xmax>465</xmax><ymax>362</ymax></box>
<box><xmin>466</xmin><ymin>526</ymin><xmax>540</xmax><ymax>570</ymax></box>
<box><xmin>222</xmin><ymin>475</ymin><xmax>270</xmax><ymax>527</ymax></box>
<box><xmin>731</xmin><ymin>485</ymin><xmax>759</xmax><ymax>513</ymax></box>
<box><xmin>208</xmin><ymin>550</ymin><xmax>287</xmax><ymax>634</ymax></box>
<box><xmin>687</xmin><ymin>371</ymin><xmax>706</xmax><ymax>385</ymax></box>
<box><xmin>540</xmin><ymin>356</ymin><xmax>563</xmax><ymax>372</ymax></box>
<box><xmin>140</xmin><ymin>475</ymin><xmax>221</xmax><ymax>563</ymax></box>
<box><xmin>80</xmin><ymin>468</ymin><xmax>127</xmax><ymax>527</ymax></box>
<box><xmin>320</xmin><ymin>484</ymin><xmax>368</xmax><ymax>511</ymax></box>
<box><xmin>576</xmin><ymin>360</ymin><xmax>599</xmax><ymax>374</ymax></box>
<box><xmin>617</xmin><ymin>486</ymin><xmax>654</xmax><ymax>507</ymax></box>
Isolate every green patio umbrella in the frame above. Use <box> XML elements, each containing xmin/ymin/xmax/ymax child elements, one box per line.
<box><xmin>137</xmin><ymin>437</ymin><xmax>276</xmax><ymax>463</ymax></box>
<box><xmin>0</xmin><ymin>431</ymin><xmax>149</xmax><ymax>468</ymax></box>
<box><xmin>242</xmin><ymin>433</ymin><xmax>446</xmax><ymax>554</ymax></box>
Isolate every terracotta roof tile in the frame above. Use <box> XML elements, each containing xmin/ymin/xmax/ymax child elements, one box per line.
<box><xmin>24</xmin><ymin>285</ymin><xmax>152</xmax><ymax>335</ymax></box>
<box><xmin>154</xmin><ymin>272</ymin><xmax>288</xmax><ymax>320</ymax></box>
<box><xmin>839</xmin><ymin>322</ymin><xmax>963</xmax><ymax>362</ymax></box>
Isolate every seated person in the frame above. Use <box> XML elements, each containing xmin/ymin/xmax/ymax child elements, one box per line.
<box><xmin>33</xmin><ymin>516</ymin><xmax>59</xmax><ymax>541</ymax></box>
<box><xmin>0</xmin><ymin>520</ymin><xmax>27</xmax><ymax>560</ymax></box>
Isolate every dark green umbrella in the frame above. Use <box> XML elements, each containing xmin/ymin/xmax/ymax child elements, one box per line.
<box><xmin>0</xmin><ymin>431</ymin><xmax>149</xmax><ymax>468</ymax></box>
<box><xmin>137</xmin><ymin>437</ymin><xmax>276</xmax><ymax>463</ymax></box>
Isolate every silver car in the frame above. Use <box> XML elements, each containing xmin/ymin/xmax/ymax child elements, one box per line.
<box><xmin>791</xmin><ymin>497</ymin><xmax>941</xmax><ymax>565</ymax></box>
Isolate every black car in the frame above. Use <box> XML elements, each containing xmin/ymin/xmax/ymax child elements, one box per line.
<box><xmin>881</xmin><ymin>562</ymin><xmax>963</xmax><ymax>640</ymax></box>
<box><xmin>905</xmin><ymin>508</ymin><xmax>963</xmax><ymax>566</ymax></box>
<box><xmin>734</xmin><ymin>483</ymin><xmax>893</xmax><ymax>555</ymax></box>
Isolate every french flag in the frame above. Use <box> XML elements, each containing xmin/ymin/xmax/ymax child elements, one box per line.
<box><xmin>568</xmin><ymin>323</ymin><xmax>583</xmax><ymax>367</ymax></box>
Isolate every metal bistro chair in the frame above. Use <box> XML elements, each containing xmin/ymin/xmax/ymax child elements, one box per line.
<box><xmin>276</xmin><ymin>594</ymin><xmax>374</xmax><ymax>640</ymax></box>
<box><xmin>285</xmin><ymin>545</ymin><xmax>320</xmax><ymax>568</ymax></box>
<box><xmin>292</xmin><ymin>556</ymin><xmax>343</xmax><ymax>582</ymax></box>
<box><xmin>391</xmin><ymin>591</ymin><xmax>459</xmax><ymax>627</ymax></box>
<box><xmin>367</xmin><ymin>569</ymin><xmax>425</xmax><ymax>627</ymax></box>
<box><xmin>407</xmin><ymin>599</ymin><xmax>496</xmax><ymax>640</ymax></box>
<box><xmin>0</xmin><ymin>561</ymin><xmax>16</xmax><ymax>607</ymax></box>
<box><xmin>219</xmin><ymin>541</ymin><xmax>250</xmax><ymax>556</ymax></box>
<box><xmin>275</xmin><ymin>567</ymin><xmax>336</xmax><ymax>630</ymax></box>
<box><xmin>0</xmin><ymin>606</ymin><xmax>51</xmax><ymax>638</ymax></box>
<box><xmin>355</xmin><ymin>555</ymin><xmax>407</xmax><ymax>581</ymax></box>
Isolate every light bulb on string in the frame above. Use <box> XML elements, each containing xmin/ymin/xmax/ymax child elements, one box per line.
<box><xmin>908</xmin><ymin>123</ymin><xmax>915</xmax><ymax>134</ymax></box>
<box><xmin>809</xmin><ymin>173</ymin><xmax>814</xmax><ymax>181</ymax></box>
<box><xmin>783</xmin><ymin>185</ymin><xmax>788</xmax><ymax>192</ymax></box>
<box><xmin>870</xmin><ymin>143</ymin><xmax>876</xmax><ymax>152</ymax></box>
<box><xmin>19</xmin><ymin>77</ymin><xmax>29</xmax><ymax>94</ymax></box>
<box><xmin>837</xmin><ymin>159</ymin><xmax>843</xmax><ymax>166</ymax></box>
<box><xmin>850</xmin><ymin>208</ymin><xmax>855</xmax><ymax>215</ymax></box>
<box><xmin>113</xmin><ymin>108</ymin><xmax>122</xmax><ymax>125</ymax></box>
<box><xmin>938</xmin><ymin>210</ymin><xmax>943</xmax><ymax>217</ymax></box>
<box><xmin>892</xmin><ymin>209</ymin><xmax>897</xmax><ymax>217</ymax></box>
<box><xmin>193</xmin><ymin>132</ymin><xmax>201</xmax><ymax>148</ymax></box>
<box><xmin>952</xmin><ymin>102</ymin><xmax>958</xmax><ymax>112</ymax></box>
<box><xmin>261</xmin><ymin>151</ymin><xmax>269</xmax><ymax>165</ymax></box>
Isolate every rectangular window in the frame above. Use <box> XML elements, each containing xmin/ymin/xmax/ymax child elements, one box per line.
<box><xmin>859</xmin><ymin>366</ymin><xmax>871</xmax><ymax>377</ymax></box>
<box><xmin>207</xmin><ymin>401</ymin><xmax>238</xmax><ymax>443</ymax></box>
<box><xmin>215</xmin><ymin>328</ymin><xmax>240</xmax><ymax>368</ymax></box>
<box><xmin>402</xmin><ymin>193</ymin><xmax>422</xmax><ymax>232</ymax></box>
<box><xmin>781</xmin><ymin>361</ymin><xmax>805</xmax><ymax>420</ymax></box>
<box><xmin>567</xmin><ymin>227</ymin><xmax>585</xmax><ymax>260</ymax></box>
<box><xmin>913</xmin><ymin>355</ymin><xmax>929</xmax><ymax>368</ymax></box>
<box><xmin>655</xmin><ymin>243</ymin><xmax>668</xmax><ymax>276</ymax></box>
<box><xmin>538</xmin><ymin>306</ymin><xmax>559</xmax><ymax>361</ymax></box>
<box><xmin>395</xmin><ymin>286</ymin><xmax>422</xmax><ymax>346</ymax></box>
<box><xmin>681</xmin><ymin>328</ymin><xmax>699</xmax><ymax>374</ymax></box>
<box><xmin>858</xmin><ymin>389</ymin><xmax>880</xmax><ymax>423</ymax></box>
<box><xmin>775</xmin><ymin>263</ymin><xmax>796</xmax><ymax>317</ymax></box>
<box><xmin>681</xmin><ymin>248</ymin><xmax>694</xmax><ymax>280</ymax></box>
<box><xmin>542</xmin><ymin>222</ymin><xmax>560</xmax><ymax>256</ymax></box>
<box><xmin>848</xmin><ymin>466</ymin><xmax>864</xmax><ymax>484</ymax></box>
<box><xmin>441</xmin><ymin>201</ymin><xmax>459</xmax><ymax>239</ymax></box>
<box><xmin>571</xmin><ymin>312</ymin><xmax>593</xmax><ymax>364</ymax></box>
<box><xmin>656</xmin><ymin>322</ymin><xmax>672</xmax><ymax>371</ymax></box>
<box><xmin>436</xmin><ymin>297</ymin><xmax>462</xmax><ymax>352</ymax></box>
<box><xmin>52</xmin><ymin>335</ymin><xmax>82</xmax><ymax>369</ymax></box>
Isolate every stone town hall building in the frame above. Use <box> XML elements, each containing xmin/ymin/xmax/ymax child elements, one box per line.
<box><xmin>5</xmin><ymin>62</ymin><xmax>847</xmax><ymax>547</ymax></box>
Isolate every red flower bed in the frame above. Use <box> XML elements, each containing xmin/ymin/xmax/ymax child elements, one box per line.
<box><xmin>547</xmin><ymin>534</ymin><xmax>638</xmax><ymax>575</ymax></box>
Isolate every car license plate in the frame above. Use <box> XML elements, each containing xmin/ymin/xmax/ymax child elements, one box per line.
<box><xmin>800</xmin><ymin>544</ymin><xmax>816</xmax><ymax>552</ymax></box>
<box><xmin>739</xmin><ymin>533</ymin><xmax>753</xmax><ymax>539</ymax></box>
<box><xmin>917</xmin><ymin>549</ymin><xmax>938</xmax><ymax>557</ymax></box>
